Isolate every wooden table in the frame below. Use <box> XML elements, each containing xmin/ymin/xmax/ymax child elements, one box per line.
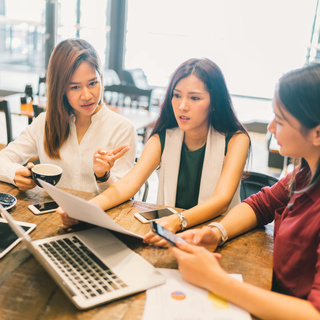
<box><xmin>1</xmin><ymin>93</ymin><xmax>158</xmax><ymax>132</ymax></box>
<box><xmin>0</xmin><ymin>181</ymin><xmax>273</xmax><ymax>320</ymax></box>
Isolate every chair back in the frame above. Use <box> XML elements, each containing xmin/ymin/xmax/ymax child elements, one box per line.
<box><xmin>32</xmin><ymin>104</ymin><xmax>45</xmax><ymax>117</ymax></box>
<box><xmin>122</xmin><ymin>68</ymin><xmax>149</xmax><ymax>89</ymax></box>
<box><xmin>37</xmin><ymin>75</ymin><xmax>46</xmax><ymax>96</ymax></box>
<box><xmin>0</xmin><ymin>100</ymin><xmax>13</xmax><ymax>144</ymax></box>
<box><xmin>104</xmin><ymin>69</ymin><xmax>121</xmax><ymax>86</ymax></box>
<box><xmin>104</xmin><ymin>84</ymin><xmax>152</xmax><ymax>111</ymax></box>
<box><xmin>240</xmin><ymin>171</ymin><xmax>279</xmax><ymax>201</ymax></box>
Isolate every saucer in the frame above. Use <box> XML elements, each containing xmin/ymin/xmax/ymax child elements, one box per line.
<box><xmin>0</xmin><ymin>193</ymin><xmax>17</xmax><ymax>210</ymax></box>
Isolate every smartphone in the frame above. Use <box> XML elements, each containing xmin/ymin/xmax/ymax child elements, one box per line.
<box><xmin>28</xmin><ymin>201</ymin><xmax>59</xmax><ymax>215</ymax></box>
<box><xmin>0</xmin><ymin>218</ymin><xmax>36</xmax><ymax>258</ymax></box>
<box><xmin>150</xmin><ymin>221</ymin><xmax>187</xmax><ymax>246</ymax></box>
<box><xmin>134</xmin><ymin>207</ymin><xmax>177</xmax><ymax>223</ymax></box>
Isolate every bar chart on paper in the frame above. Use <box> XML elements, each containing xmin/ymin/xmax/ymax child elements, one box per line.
<box><xmin>142</xmin><ymin>268</ymin><xmax>251</xmax><ymax>320</ymax></box>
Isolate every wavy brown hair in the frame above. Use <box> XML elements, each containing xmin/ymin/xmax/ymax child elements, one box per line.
<box><xmin>44</xmin><ymin>38</ymin><xmax>104</xmax><ymax>158</ymax></box>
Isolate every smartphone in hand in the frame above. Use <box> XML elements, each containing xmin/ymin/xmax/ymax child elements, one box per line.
<box><xmin>150</xmin><ymin>221</ymin><xmax>187</xmax><ymax>246</ymax></box>
<box><xmin>28</xmin><ymin>201</ymin><xmax>59</xmax><ymax>215</ymax></box>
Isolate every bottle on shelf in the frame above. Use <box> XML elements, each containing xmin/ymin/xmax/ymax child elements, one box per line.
<box><xmin>25</xmin><ymin>84</ymin><xmax>34</xmax><ymax>113</ymax></box>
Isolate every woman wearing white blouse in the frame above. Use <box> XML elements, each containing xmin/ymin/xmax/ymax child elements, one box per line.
<box><xmin>0</xmin><ymin>39</ymin><xmax>136</xmax><ymax>193</ymax></box>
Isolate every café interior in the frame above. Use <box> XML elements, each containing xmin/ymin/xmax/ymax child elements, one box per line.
<box><xmin>0</xmin><ymin>0</ymin><xmax>320</xmax><ymax>319</ymax></box>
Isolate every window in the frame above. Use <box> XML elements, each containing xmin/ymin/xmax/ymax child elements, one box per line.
<box><xmin>0</xmin><ymin>0</ymin><xmax>45</xmax><ymax>72</ymax></box>
<box><xmin>58</xmin><ymin>0</ymin><xmax>110</xmax><ymax>64</ymax></box>
<box><xmin>125</xmin><ymin>0</ymin><xmax>316</xmax><ymax>98</ymax></box>
<box><xmin>0</xmin><ymin>0</ymin><xmax>110</xmax><ymax>74</ymax></box>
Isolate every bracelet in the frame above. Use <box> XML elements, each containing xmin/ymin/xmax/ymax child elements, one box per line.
<box><xmin>207</xmin><ymin>222</ymin><xmax>228</xmax><ymax>246</ymax></box>
<box><xmin>94</xmin><ymin>171</ymin><xmax>110</xmax><ymax>182</ymax></box>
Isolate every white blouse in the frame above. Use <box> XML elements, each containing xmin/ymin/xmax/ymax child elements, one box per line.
<box><xmin>0</xmin><ymin>106</ymin><xmax>137</xmax><ymax>193</ymax></box>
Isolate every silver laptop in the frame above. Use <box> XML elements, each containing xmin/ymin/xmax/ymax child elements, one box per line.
<box><xmin>0</xmin><ymin>205</ymin><xmax>165</xmax><ymax>310</ymax></box>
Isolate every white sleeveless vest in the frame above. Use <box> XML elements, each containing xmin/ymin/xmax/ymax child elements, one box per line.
<box><xmin>157</xmin><ymin>126</ymin><xmax>240</xmax><ymax>211</ymax></box>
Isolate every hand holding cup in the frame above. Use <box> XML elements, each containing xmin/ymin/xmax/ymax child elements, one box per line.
<box><xmin>31</xmin><ymin>164</ymin><xmax>63</xmax><ymax>187</ymax></box>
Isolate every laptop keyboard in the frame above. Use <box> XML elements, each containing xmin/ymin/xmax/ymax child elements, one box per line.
<box><xmin>38</xmin><ymin>236</ymin><xmax>127</xmax><ymax>299</ymax></box>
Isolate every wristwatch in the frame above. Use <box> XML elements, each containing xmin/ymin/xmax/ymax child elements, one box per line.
<box><xmin>175</xmin><ymin>212</ymin><xmax>188</xmax><ymax>231</ymax></box>
<box><xmin>94</xmin><ymin>171</ymin><xmax>110</xmax><ymax>182</ymax></box>
<box><xmin>208</xmin><ymin>222</ymin><xmax>228</xmax><ymax>246</ymax></box>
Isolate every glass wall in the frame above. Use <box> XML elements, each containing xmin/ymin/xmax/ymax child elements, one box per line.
<box><xmin>0</xmin><ymin>0</ymin><xmax>110</xmax><ymax>74</ymax></box>
<box><xmin>58</xmin><ymin>0</ymin><xmax>109</xmax><ymax>65</ymax></box>
<box><xmin>125</xmin><ymin>0</ymin><xmax>316</xmax><ymax>98</ymax></box>
<box><xmin>0</xmin><ymin>0</ymin><xmax>45</xmax><ymax>72</ymax></box>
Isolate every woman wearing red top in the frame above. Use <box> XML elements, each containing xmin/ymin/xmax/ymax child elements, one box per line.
<box><xmin>170</xmin><ymin>62</ymin><xmax>320</xmax><ymax>319</ymax></box>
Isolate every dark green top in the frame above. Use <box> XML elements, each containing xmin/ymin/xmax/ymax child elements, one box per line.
<box><xmin>158</xmin><ymin>130</ymin><xmax>231</xmax><ymax>209</ymax></box>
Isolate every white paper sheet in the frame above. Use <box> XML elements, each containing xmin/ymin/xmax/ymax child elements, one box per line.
<box><xmin>143</xmin><ymin>268</ymin><xmax>251</xmax><ymax>320</ymax></box>
<box><xmin>39</xmin><ymin>180</ymin><xmax>142</xmax><ymax>238</ymax></box>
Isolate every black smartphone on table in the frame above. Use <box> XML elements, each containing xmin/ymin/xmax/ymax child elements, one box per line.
<box><xmin>150</xmin><ymin>221</ymin><xmax>187</xmax><ymax>246</ymax></box>
<box><xmin>28</xmin><ymin>201</ymin><xmax>59</xmax><ymax>215</ymax></box>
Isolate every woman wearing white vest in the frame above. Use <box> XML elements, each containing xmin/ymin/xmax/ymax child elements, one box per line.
<box><xmin>58</xmin><ymin>58</ymin><xmax>250</xmax><ymax>246</ymax></box>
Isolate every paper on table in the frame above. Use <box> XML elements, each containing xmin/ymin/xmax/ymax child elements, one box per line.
<box><xmin>39</xmin><ymin>180</ymin><xmax>142</xmax><ymax>239</ymax></box>
<box><xmin>142</xmin><ymin>268</ymin><xmax>251</xmax><ymax>320</ymax></box>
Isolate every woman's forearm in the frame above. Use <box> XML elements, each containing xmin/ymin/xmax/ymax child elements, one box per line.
<box><xmin>181</xmin><ymin>198</ymin><xmax>257</xmax><ymax>239</ymax></box>
<box><xmin>181</xmin><ymin>196</ymin><xmax>232</xmax><ymax>229</ymax></box>
<box><xmin>210</xmin><ymin>273</ymin><xmax>320</xmax><ymax>320</ymax></box>
<box><xmin>90</xmin><ymin>174</ymin><xmax>143</xmax><ymax>210</ymax></box>
<box><xmin>219</xmin><ymin>202</ymin><xmax>258</xmax><ymax>240</ymax></box>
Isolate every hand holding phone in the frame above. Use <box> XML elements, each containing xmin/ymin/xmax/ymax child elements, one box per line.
<box><xmin>134</xmin><ymin>208</ymin><xmax>177</xmax><ymax>223</ymax></box>
<box><xmin>28</xmin><ymin>201</ymin><xmax>59</xmax><ymax>215</ymax></box>
<box><xmin>150</xmin><ymin>221</ymin><xmax>187</xmax><ymax>246</ymax></box>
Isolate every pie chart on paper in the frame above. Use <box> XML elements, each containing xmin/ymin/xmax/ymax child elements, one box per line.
<box><xmin>170</xmin><ymin>291</ymin><xmax>186</xmax><ymax>300</ymax></box>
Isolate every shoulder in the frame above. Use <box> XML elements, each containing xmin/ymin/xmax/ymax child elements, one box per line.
<box><xmin>97</xmin><ymin>106</ymin><xmax>135</xmax><ymax>130</ymax></box>
<box><xmin>27</xmin><ymin>112</ymin><xmax>46</xmax><ymax>131</ymax></box>
<box><xmin>227</xmin><ymin>131</ymin><xmax>250</xmax><ymax>149</ymax></box>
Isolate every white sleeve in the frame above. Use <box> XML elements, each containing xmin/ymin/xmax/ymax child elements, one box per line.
<box><xmin>0</xmin><ymin>115</ymin><xmax>44</xmax><ymax>185</ymax></box>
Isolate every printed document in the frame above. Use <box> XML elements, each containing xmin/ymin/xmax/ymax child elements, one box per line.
<box><xmin>143</xmin><ymin>268</ymin><xmax>251</xmax><ymax>320</ymax></box>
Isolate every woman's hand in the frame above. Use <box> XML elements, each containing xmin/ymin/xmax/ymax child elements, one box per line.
<box><xmin>14</xmin><ymin>162</ymin><xmax>37</xmax><ymax>191</ymax></box>
<box><xmin>56</xmin><ymin>207</ymin><xmax>79</xmax><ymax>229</ymax></box>
<box><xmin>93</xmin><ymin>145</ymin><xmax>130</xmax><ymax>178</ymax></box>
<box><xmin>178</xmin><ymin>226</ymin><xmax>221</xmax><ymax>252</ymax></box>
<box><xmin>170</xmin><ymin>240</ymin><xmax>227</xmax><ymax>291</ymax></box>
<box><xmin>143</xmin><ymin>214</ymin><xmax>181</xmax><ymax>247</ymax></box>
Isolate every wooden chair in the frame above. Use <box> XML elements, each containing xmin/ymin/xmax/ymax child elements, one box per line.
<box><xmin>240</xmin><ymin>171</ymin><xmax>279</xmax><ymax>201</ymax></box>
<box><xmin>104</xmin><ymin>84</ymin><xmax>152</xmax><ymax>111</ymax></box>
<box><xmin>0</xmin><ymin>100</ymin><xmax>13</xmax><ymax>145</ymax></box>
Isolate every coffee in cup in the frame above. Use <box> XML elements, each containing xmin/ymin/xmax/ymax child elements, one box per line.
<box><xmin>31</xmin><ymin>164</ymin><xmax>63</xmax><ymax>187</ymax></box>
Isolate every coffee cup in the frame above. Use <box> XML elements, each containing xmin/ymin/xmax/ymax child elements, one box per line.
<box><xmin>31</xmin><ymin>164</ymin><xmax>63</xmax><ymax>187</ymax></box>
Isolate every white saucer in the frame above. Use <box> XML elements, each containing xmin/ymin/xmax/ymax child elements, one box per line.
<box><xmin>0</xmin><ymin>192</ymin><xmax>17</xmax><ymax>210</ymax></box>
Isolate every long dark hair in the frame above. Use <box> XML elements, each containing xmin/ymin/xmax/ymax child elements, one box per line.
<box><xmin>44</xmin><ymin>38</ymin><xmax>104</xmax><ymax>159</ymax></box>
<box><xmin>275</xmin><ymin>62</ymin><xmax>320</xmax><ymax>192</ymax></box>
<box><xmin>151</xmin><ymin>58</ymin><xmax>249</xmax><ymax>140</ymax></box>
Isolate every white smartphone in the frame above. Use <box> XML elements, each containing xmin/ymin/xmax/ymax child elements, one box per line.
<box><xmin>0</xmin><ymin>218</ymin><xmax>36</xmax><ymax>259</ymax></box>
<box><xmin>134</xmin><ymin>207</ymin><xmax>177</xmax><ymax>223</ymax></box>
<box><xmin>28</xmin><ymin>201</ymin><xmax>59</xmax><ymax>215</ymax></box>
